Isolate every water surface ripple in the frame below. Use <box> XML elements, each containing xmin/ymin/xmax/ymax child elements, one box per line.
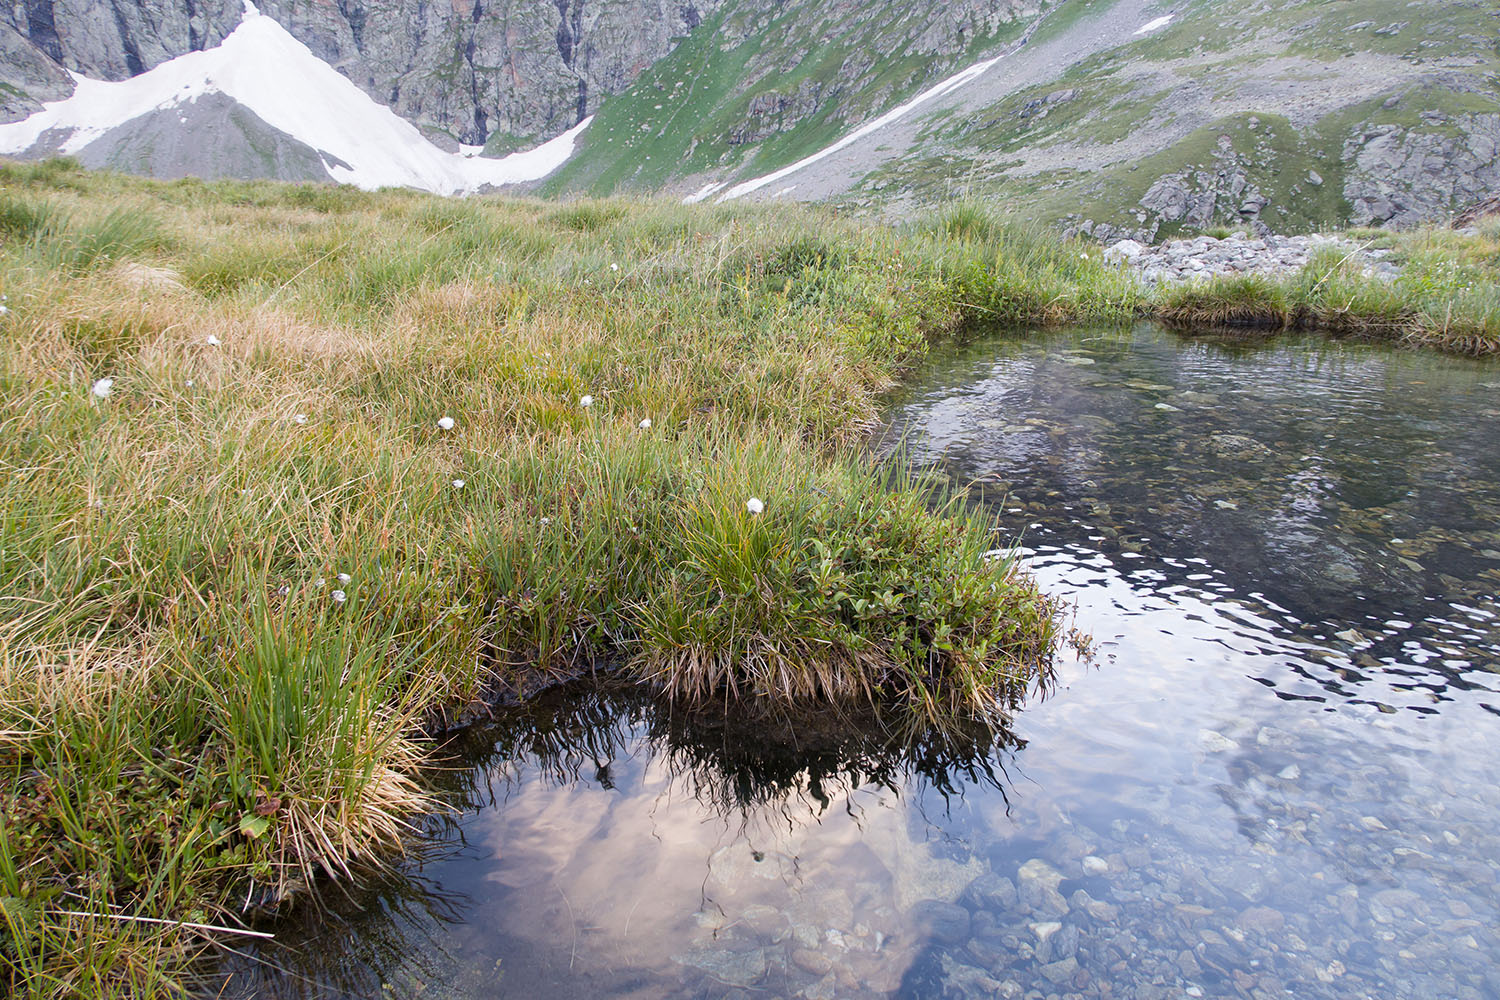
<box><xmin>219</xmin><ymin>325</ymin><xmax>1500</xmax><ymax>1000</ymax></box>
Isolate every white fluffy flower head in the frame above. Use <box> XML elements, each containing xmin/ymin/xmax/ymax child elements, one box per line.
<box><xmin>331</xmin><ymin>590</ymin><xmax>347</xmax><ymax>603</ymax></box>
<box><xmin>579</xmin><ymin>395</ymin><xmax>593</xmax><ymax>408</ymax></box>
<box><xmin>746</xmin><ymin>497</ymin><xmax>765</xmax><ymax>515</ymax></box>
<box><xmin>639</xmin><ymin>417</ymin><xmax>652</xmax><ymax>429</ymax></box>
<box><xmin>452</xmin><ymin>479</ymin><xmax>465</xmax><ymax>489</ymax></box>
<box><xmin>437</xmin><ymin>416</ymin><xmax>455</xmax><ymax>430</ymax></box>
<box><xmin>292</xmin><ymin>413</ymin><xmax>308</xmax><ymax>424</ymax></box>
<box><xmin>206</xmin><ymin>335</ymin><xmax>222</xmax><ymax>346</ymax></box>
<box><xmin>91</xmin><ymin>378</ymin><xmax>113</xmax><ymax>399</ymax></box>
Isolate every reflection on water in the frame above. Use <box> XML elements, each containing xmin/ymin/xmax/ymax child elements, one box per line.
<box><xmin>879</xmin><ymin>324</ymin><xmax>1500</xmax><ymax>714</ymax></box>
<box><xmin>216</xmin><ymin>325</ymin><xmax>1500</xmax><ymax>1000</ymax></box>
<box><xmin>216</xmin><ymin>690</ymin><xmax>1028</xmax><ymax>999</ymax></box>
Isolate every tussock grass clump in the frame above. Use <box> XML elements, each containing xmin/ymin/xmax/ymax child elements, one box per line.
<box><xmin>0</xmin><ymin>194</ymin><xmax>65</xmax><ymax>243</ymax></box>
<box><xmin>929</xmin><ymin>205</ymin><xmax>1146</xmax><ymax>326</ymax></box>
<box><xmin>1157</xmin><ymin>275</ymin><xmax>1295</xmax><ymax>330</ymax></box>
<box><xmin>1154</xmin><ymin>226</ymin><xmax>1500</xmax><ymax>353</ymax></box>
<box><xmin>0</xmin><ymin>167</ymin><xmax>1090</xmax><ymax>996</ymax></box>
<box><xmin>0</xmin><ymin>193</ymin><xmax>161</xmax><ymax>273</ymax></box>
<box><xmin>543</xmin><ymin>199</ymin><xmax>629</xmax><ymax>232</ymax></box>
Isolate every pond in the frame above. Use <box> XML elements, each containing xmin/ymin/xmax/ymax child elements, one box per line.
<box><xmin>216</xmin><ymin>324</ymin><xmax>1500</xmax><ymax>1000</ymax></box>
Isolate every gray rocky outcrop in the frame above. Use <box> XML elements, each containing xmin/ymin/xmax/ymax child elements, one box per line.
<box><xmin>1455</xmin><ymin>192</ymin><xmax>1500</xmax><ymax>228</ymax></box>
<box><xmin>913</xmin><ymin>0</ymin><xmax>1044</xmax><ymax>55</ymax></box>
<box><xmin>255</xmin><ymin>0</ymin><xmax>722</xmax><ymax>146</ymax></box>
<box><xmin>1137</xmin><ymin>134</ymin><xmax>1270</xmax><ymax>233</ymax></box>
<box><xmin>0</xmin><ymin>21</ymin><xmax>74</xmax><ymax>120</ymax></box>
<box><xmin>729</xmin><ymin>77</ymin><xmax>830</xmax><ymax>145</ymax></box>
<box><xmin>1103</xmin><ymin>233</ymin><xmax>1401</xmax><ymax>286</ymax></box>
<box><xmin>1343</xmin><ymin>113</ymin><xmax>1500</xmax><ymax>229</ymax></box>
<box><xmin>1</xmin><ymin>0</ymin><xmax>242</xmax><ymax>87</ymax></box>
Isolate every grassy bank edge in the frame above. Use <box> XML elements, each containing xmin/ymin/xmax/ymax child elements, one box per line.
<box><xmin>1</xmin><ymin>163</ymin><xmax>1495</xmax><ymax>997</ymax></box>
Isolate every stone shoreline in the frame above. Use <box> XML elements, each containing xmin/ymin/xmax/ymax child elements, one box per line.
<box><xmin>1102</xmin><ymin>234</ymin><xmax>1402</xmax><ymax>286</ymax></box>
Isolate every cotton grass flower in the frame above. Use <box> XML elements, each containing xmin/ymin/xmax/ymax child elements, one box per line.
<box><xmin>337</xmin><ymin>573</ymin><xmax>352</xmax><ymax>584</ymax></box>
<box><xmin>331</xmin><ymin>590</ymin><xmax>347</xmax><ymax>603</ymax></box>
<box><xmin>452</xmin><ymin>479</ymin><xmax>465</xmax><ymax>489</ymax></box>
<box><xmin>91</xmin><ymin>378</ymin><xmax>113</xmax><ymax>399</ymax></box>
<box><xmin>639</xmin><ymin>417</ymin><xmax>652</xmax><ymax>429</ymax></box>
<box><xmin>746</xmin><ymin>497</ymin><xmax>764</xmax><ymax>515</ymax></box>
<box><xmin>292</xmin><ymin>413</ymin><xmax>308</xmax><ymax>424</ymax></box>
<box><xmin>205</xmin><ymin>335</ymin><xmax>221</xmax><ymax>346</ymax></box>
<box><xmin>579</xmin><ymin>395</ymin><xmax>593</xmax><ymax>408</ymax></box>
<box><xmin>609</xmin><ymin>263</ymin><xmax>619</xmax><ymax>272</ymax></box>
<box><xmin>437</xmin><ymin>416</ymin><xmax>455</xmax><ymax>430</ymax></box>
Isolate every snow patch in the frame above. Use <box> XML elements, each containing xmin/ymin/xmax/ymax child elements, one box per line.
<box><xmin>0</xmin><ymin>1</ymin><xmax>589</xmax><ymax>194</ymax></box>
<box><xmin>715</xmin><ymin>52</ymin><xmax>1007</xmax><ymax>202</ymax></box>
<box><xmin>682</xmin><ymin>181</ymin><xmax>727</xmax><ymax>204</ymax></box>
<box><xmin>1133</xmin><ymin>15</ymin><xmax>1174</xmax><ymax>36</ymax></box>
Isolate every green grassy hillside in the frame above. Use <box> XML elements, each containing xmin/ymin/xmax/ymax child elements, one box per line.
<box><xmin>544</xmin><ymin>0</ymin><xmax>1051</xmax><ymax>195</ymax></box>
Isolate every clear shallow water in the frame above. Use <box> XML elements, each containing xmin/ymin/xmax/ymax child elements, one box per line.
<box><xmin>218</xmin><ymin>325</ymin><xmax>1500</xmax><ymax>1000</ymax></box>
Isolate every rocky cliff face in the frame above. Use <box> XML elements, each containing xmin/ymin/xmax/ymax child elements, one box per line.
<box><xmin>0</xmin><ymin>20</ymin><xmax>73</xmax><ymax>120</ymax></box>
<box><xmin>252</xmin><ymin>0</ymin><xmax>720</xmax><ymax>146</ymax></box>
<box><xmin>1343</xmin><ymin>115</ymin><xmax>1500</xmax><ymax>230</ymax></box>
<box><xmin>0</xmin><ymin>0</ymin><xmax>718</xmax><ymax>145</ymax></box>
<box><xmin>2</xmin><ymin>0</ymin><xmax>241</xmax><ymax>82</ymax></box>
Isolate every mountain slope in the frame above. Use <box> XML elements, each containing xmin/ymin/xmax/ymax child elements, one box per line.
<box><xmin>1</xmin><ymin>0</ymin><xmax>1494</xmax><ymax>232</ymax></box>
<box><xmin>0</xmin><ymin>0</ymin><xmax>707</xmax><ymax>147</ymax></box>
<box><xmin>0</xmin><ymin>3</ymin><xmax>592</xmax><ymax>193</ymax></box>
<box><xmin>541</xmin><ymin>0</ymin><xmax>1053</xmax><ymax>196</ymax></box>
<box><xmin>844</xmin><ymin>0</ymin><xmax>1500</xmax><ymax>236</ymax></box>
<box><xmin>540</xmin><ymin>0</ymin><xmax>1499</xmax><ymax>233</ymax></box>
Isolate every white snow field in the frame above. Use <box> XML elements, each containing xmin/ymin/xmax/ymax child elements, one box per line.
<box><xmin>710</xmin><ymin>51</ymin><xmax>1009</xmax><ymax>203</ymax></box>
<box><xmin>1133</xmin><ymin>15</ymin><xmax>1175</xmax><ymax>36</ymax></box>
<box><xmin>682</xmin><ymin>181</ymin><xmax>728</xmax><ymax>204</ymax></box>
<box><xmin>0</xmin><ymin>1</ymin><xmax>590</xmax><ymax>194</ymax></box>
